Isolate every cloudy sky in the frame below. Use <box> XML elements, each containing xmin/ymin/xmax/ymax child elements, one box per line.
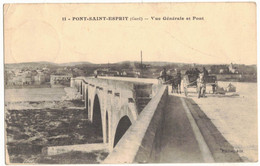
<box><xmin>4</xmin><ymin>3</ymin><xmax>256</xmax><ymax>64</ymax></box>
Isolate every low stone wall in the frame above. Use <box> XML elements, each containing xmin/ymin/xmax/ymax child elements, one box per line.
<box><xmin>103</xmin><ymin>85</ymin><xmax>168</xmax><ymax>163</ymax></box>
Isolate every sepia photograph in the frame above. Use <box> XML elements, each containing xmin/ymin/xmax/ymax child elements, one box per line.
<box><xmin>3</xmin><ymin>3</ymin><xmax>257</xmax><ymax>164</ymax></box>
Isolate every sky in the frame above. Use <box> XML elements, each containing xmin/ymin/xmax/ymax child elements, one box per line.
<box><xmin>4</xmin><ymin>3</ymin><xmax>257</xmax><ymax>65</ymax></box>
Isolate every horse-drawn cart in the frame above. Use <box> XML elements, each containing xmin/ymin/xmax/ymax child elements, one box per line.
<box><xmin>158</xmin><ymin>73</ymin><xmax>182</xmax><ymax>94</ymax></box>
<box><xmin>182</xmin><ymin>74</ymin><xmax>217</xmax><ymax>97</ymax></box>
<box><xmin>182</xmin><ymin>74</ymin><xmax>198</xmax><ymax>97</ymax></box>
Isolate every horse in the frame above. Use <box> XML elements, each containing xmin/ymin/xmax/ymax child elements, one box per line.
<box><xmin>171</xmin><ymin>75</ymin><xmax>182</xmax><ymax>94</ymax></box>
<box><xmin>158</xmin><ymin>70</ymin><xmax>168</xmax><ymax>84</ymax></box>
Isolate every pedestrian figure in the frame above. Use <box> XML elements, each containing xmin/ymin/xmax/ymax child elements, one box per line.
<box><xmin>171</xmin><ymin>69</ymin><xmax>181</xmax><ymax>94</ymax></box>
<box><xmin>194</xmin><ymin>68</ymin><xmax>200</xmax><ymax>78</ymax></box>
<box><xmin>176</xmin><ymin>70</ymin><xmax>182</xmax><ymax>94</ymax></box>
<box><xmin>203</xmin><ymin>67</ymin><xmax>209</xmax><ymax>79</ymax></box>
<box><xmin>197</xmin><ymin>73</ymin><xmax>206</xmax><ymax>98</ymax></box>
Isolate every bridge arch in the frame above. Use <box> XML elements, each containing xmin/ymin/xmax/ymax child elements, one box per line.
<box><xmin>113</xmin><ymin>115</ymin><xmax>132</xmax><ymax>147</ymax></box>
<box><xmin>93</xmin><ymin>94</ymin><xmax>103</xmax><ymax>141</ymax></box>
<box><xmin>109</xmin><ymin>104</ymin><xmax>136</xmax><ymax>149</ymax></box>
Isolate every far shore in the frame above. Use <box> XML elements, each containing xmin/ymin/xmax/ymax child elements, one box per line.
<box><xmin>4</xmin><ymin>84</ymin><xmax>71</xmax><ymax>89</ymax></box>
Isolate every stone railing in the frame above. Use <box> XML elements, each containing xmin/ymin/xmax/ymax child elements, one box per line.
<box><xmin>103</xmin><ymin>85</ymin><xmax>168</xmax><ymax>163</ymax></box>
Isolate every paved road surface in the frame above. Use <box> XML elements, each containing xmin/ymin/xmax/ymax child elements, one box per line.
<box><xmin>160</xmin><ymin>95</ymin><xmax>206</xmax><ymax>162</ymax></box>
<box><xmin>159</xmin><ymin>94</ymin><xmax>242</xmax><ymax>163</ymax></box>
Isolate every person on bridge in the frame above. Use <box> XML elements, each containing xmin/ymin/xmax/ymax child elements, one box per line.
<box><xmin>176</xmin><ymin>70</ymin><xmax>182</xmax><ymax>94</ymax></box>
<box><xmin>194</xmin><ymin>68</ymin><xmax>200</xmax><ymax>78</ymax></box>
<box><xmin>198</xmin><ymin>72</ymin><xmax>206</xmax><ymax>98</ymax></box>
<box><xmin>197</xmin><ymin>67</ymin><xmax>209</xmax><ymax>98</ymax></box>
<box><xmin>203</xmin><ymin>67</ymin><xmax>209</xmax><ymax>79</ymax></box>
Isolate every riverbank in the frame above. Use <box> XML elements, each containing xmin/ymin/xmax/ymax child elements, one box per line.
<box><xmin>5</xmin><ymin>102</ymin><xmax>108</xmax><ymax>163</ymax></box>
<box><xmin>5</xmin><ymin>87</ymin><xmax>108</xmax><ymax>164</ymax></box>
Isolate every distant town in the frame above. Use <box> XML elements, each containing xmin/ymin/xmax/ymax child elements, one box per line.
<box><xmin>4</xmin><ymin>61</ymin><xmax>257</xmax><ymax>88</ymax></box>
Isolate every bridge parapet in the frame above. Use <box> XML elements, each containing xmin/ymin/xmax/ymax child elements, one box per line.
<box><xmin>103</xmin><ymin>85</ymin><xmax>168</xmax><ymax>163</ymax></box>
<box><xmin>72</xmin><ymin>77</ymin><xmax>155</xmax><ymax>113</ymax></box>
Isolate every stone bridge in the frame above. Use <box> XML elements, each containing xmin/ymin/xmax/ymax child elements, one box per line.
<box><xmin>70</xmin><ymin>77</ymin><xmax>160</xmax><ymax>151</ymax></box>
<box><xmin>46</xmin><ymin>77</ymin><xmax>242</xmax><ymax>163</ymax></box>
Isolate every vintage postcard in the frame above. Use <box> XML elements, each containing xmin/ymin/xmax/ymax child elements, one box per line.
<box><xmin>4</xmin><ymin>3</ymin><xmax>257</xmax><ymax>164</ymax></box>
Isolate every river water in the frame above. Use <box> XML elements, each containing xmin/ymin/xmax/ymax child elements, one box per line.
<box><xmin>5</xmin><ymin>88</ymin><xmax>66</xmax><ymax>102</ymax></box>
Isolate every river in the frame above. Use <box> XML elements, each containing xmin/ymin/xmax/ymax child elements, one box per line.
<box><xmin>5</xmin><ymin>88</ymin><xmax>66</xmax><ymax>102</ymax></box>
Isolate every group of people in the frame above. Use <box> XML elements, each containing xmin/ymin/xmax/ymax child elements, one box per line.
<box><xmin>158</xmin><ymin>67</ymin><xmax>209</xmax><ymax>97</ymax></box>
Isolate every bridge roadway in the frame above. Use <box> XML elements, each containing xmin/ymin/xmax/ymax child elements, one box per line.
<box><xmin>159</xmin><ymin>94</ymin><xmax>212</xmax><ymax>162</ymax></box>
